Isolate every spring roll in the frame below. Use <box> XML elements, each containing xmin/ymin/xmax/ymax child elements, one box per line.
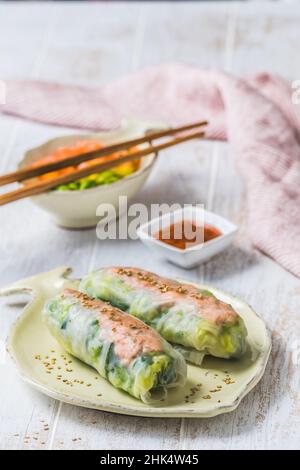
<box><xmin>80</xmin><ymin>268</ymin><xmax>248</xmax><ymax>364</ymax></box>
<box><xmin>43</xmin><ymin>288</ymin><xmax>186</xmax><ymax>403</ymax></box>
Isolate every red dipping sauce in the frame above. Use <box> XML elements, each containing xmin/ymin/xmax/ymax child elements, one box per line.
<box><xmin>154</xmin><ymin>220</ymin><xmax>222</xmax><ymax>250</ymax></box>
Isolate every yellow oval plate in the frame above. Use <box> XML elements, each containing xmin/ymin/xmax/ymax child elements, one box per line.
<box><xmin>0</xmin><ymin>267</ymin><xmax>271</xmax><ymax>418</ymax></box>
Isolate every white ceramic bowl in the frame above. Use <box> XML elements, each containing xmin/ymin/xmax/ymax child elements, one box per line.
<box><xmin>20</xmin><ymin>119</ymin><xmax>165</xmax><ymax>228</ymax></box>
<box><xmin>137</xmin><ymin>206</ymin><xmax>238</xmax><ymax>268</ymax></box>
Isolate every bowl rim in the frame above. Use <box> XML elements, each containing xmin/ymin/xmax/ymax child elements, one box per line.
<box><xmin>19</xmin><ymin>118</ymin><xmax>166</xmax><ymax>197</ymax></box>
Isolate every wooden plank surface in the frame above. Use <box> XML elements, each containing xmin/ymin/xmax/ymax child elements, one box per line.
<box><xmin>0</xmin><ymin>1</ymin><xmax>299</xmax><ymax>450</ymax></box>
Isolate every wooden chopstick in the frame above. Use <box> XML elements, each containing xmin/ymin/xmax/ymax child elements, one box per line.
<box><xmin>0</xmin><ymin>120</ymin><xmax>208</xmax><ymax>187</ymax></box>
<box><xmin>0</xmin><ymin>130</ymin><xmax>204</xmax><ymax>206</ymax></box>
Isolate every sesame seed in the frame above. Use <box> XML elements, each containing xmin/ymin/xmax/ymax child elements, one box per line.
<box><xmin>202</xmin><ymin>395</ymin><xmax>211</xmax><ymax>400</ymax></box>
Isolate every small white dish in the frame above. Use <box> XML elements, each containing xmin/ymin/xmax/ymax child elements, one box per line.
<box><xmin>19</xmin><ymin>118</ymin><xmax>166</xmax><ymax>229</ymax></box>
<box><xmin>137</xmin><ymin>206</ymin><xmax>237</xmax><ymax>269</ymax></box>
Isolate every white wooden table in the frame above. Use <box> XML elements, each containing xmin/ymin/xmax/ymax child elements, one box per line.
<box><xmin>0</xmin><ymin>1</ymin><xmax>299</xmax><ymax>450</ymax></box>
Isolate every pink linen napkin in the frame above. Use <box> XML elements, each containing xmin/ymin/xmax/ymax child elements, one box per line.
<box><xmin>1</xmin><ymin>64</ymin><xmax>300</xmax><ymax>277</ymax></box>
